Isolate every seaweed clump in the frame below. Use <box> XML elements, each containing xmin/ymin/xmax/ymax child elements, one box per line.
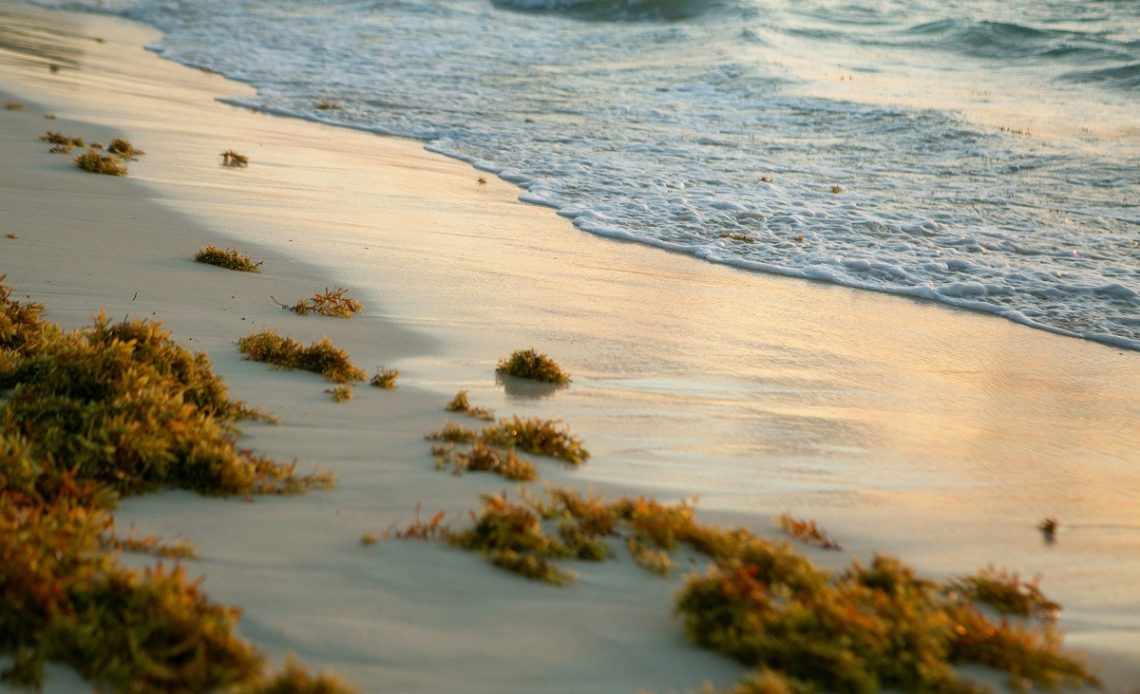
<box><xmin>481</xmin><ymin>415</ymin><xmax>589</xmax><ymax>465</ymax></box>
<box><xmin>423</xmin><ymin>415</ymin><xmax>587</xmax><ymax>481</ymax></box>
<box><xmin>39</xmin><ymin>130</ymin><xmax>84</xmax><ymax>153</ymax></box>
<box><xmin>106</xmin><ymin>137</ymin><xmax>144</xmax><ymax>159</ymax></box>
<box><xmin>327</xmin><ymin>383</ymin><xmax>354</xmax><ymax>403</ymax></box>
<box><xmin>281</xmin><ymin>287</ymin><xmax>363</xmax><ymax>318</ymax></box>
<box><xmin>221</xmin><ymin>149</ymin><xmax>250</xmax><ymax>167</ymax></box>
<box><xmin>238</xmin><ymin>330</ymin><xmax>366</xmax><ymax>383</ymax></box>
<box><xmin>0</xmin><ymin>279</ymin><xmax>349</xmax><ymax>691</ymax></box>
<box><xmin>194</xmin><ymin>244</ymin><xmax>263</xmax><ymax>272</ymax></box>
<box><xmin>445</xmin><ymin>390</ymin><xmax>494</xmax><ymax>421</ymax></box>
<box><xmin>390</xmin><ymin>486</ymin><xmax>1100</xmax><ymax>693</ymax></box>
<box><xmin>0</xmin><ymin>512</ymin><xmax>261</xmax><ymax>691</ymax></box>
<box><xmin>431</xmin><ymin>441</ymin><xmax>537</xmax><ymax>482</ymax></box>
<box><xmin>444</xmin><ymin>493</ymin><xmax>596</xmax><ymax>585</ymax></box>
<box><xmin>496</xmin><ymin>348</ymin><xmax>571</xmax><ymax>385</ymax></box>
<box><xmin>678</xmin><ymin>554</ymin><xmax>1097</xmax><ymax>694</ymax></box>
<box><xmin>777</xmin><ymin>513</ymin><xmax>842</xmax><ymax>550</ymax></box>
<box><xmin>244</xmin><ymin>654</ymin><xmax>358</xmax><ymax>693</ymax></box>
<box><xmin>1</xmin><ymin>312</ymin><xmax>323</xmax><ymax>498</ymax></box>
<box><xmin>949</xmin><ymin>566</ymin><xmax>1059</xmax><ymax>619</ymax></box>
<box><xmin>74</xmin><ymin>148</ymin><xmax>127</xmax><ymax>176</ymax></box>
<box><xmin>370</xmin><ymin>368</ymin><xmax>399</xmax><ymax>390</ymax></box>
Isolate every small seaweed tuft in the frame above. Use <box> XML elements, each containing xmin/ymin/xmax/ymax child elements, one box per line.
<box><xmin>370</xmin><ymin>367</ymin><xmax>399</xmax><ymax>390</ymax></box>
<box><xmin>949</xmin><ymin>566</ymin><xmax>1060</xmax><ymax>619</ymax></box>
<box><xmin>433</xmin><ymin>440</ymin><xmax>537</xmax><ymax>482</ymax></box>
<box><xmin>385</xmin><ymin>504</ymin><xmax>449</xmax><ymax>542</ymax></box>
<box><xmin>445</xmin><ymin>390</ymin><xmax>494</xmax><ymax>421</ymax></box>
<box><xmin>243</xmin><ymin>654</ymin><xmax>359</xmax><ymax>693</ymax></box>
<box><xmin>282</xmin><ymin>288</ymin><xmax>363</xmax><ymax>318</ymax></box>
<box><xmin>238</xmin><ymin>330</ymin><xmax>366</xmax><ymax>383</ymax></box>
<box><xmin>776</xmin><ymin>513</ymin><xmax>842</xmax><ymax>550</ymax></box>
<box><xmin>830</xmin><ymin>185</ymin><xmax>844</xmax><ymax>194</ymax></box>
<box><xmin>315</xmin><ymin>97</ymin><xmax>343</xmax><ymax>110</ymax></box>
<box><xmin>221</xmin><ymin>149</ymin><xmax>250</xmax><ymax>167</ymax></box>
<box><xmin>106</xmin><ymin>137</ymin><xmax>144</xmax><ymax>159</ymax></box>
<box><xmin>1038</xmin><ymin>517</ymin><xmax>1058</xmax><ymax>543</ymax></box>
<box><xmin>447</xmin><ymin>494</ymin><xmax>576</xmax><ymax>585</ymax></box>
<box><xmin>425</xmin><ymin>421</ymin><xmax>476</xmax><ymax>444</ymax></box>
<box><xmin>39</xmin><ymin>131</ymin><xmax>84</xmax><ymax>152</ymax></box>
<box><xmin>495</xmin><ymin>348</ymin><xmax>570</xmax><ymax>385</ymax></box>
<box><xmin>3</xmin><ymin>100</ymin><xmax>24</xmax><ymax>110</ymax></box>
<box><xmin>327</xmin><ymin>383</ymin><xmax>354</xmax><ymax>403</ymax></box>
<box><xmin>480</xmin><ymin>416</ymin><xmax>589</xmax><ymax>465</ymax></box>
<box><xmin>74</xmin><ymin>148</ymin><xmax>127</xmax><ymax>176</ymax></box>
<box><xmin>103</xmin><ymin>532</ymin><xmax>197</xmax><ymax>560</ymax></box>
<box><xmin>195</xmin><ymin>244</ymin><xmax>263</xmax><ymax>272</ymax></box>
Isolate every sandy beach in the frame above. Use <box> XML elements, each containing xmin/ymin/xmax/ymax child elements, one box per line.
<box><xmin>2</xmin><ymin>2</ymin><xmax>1139</xmax><ymax>691</ymax></box>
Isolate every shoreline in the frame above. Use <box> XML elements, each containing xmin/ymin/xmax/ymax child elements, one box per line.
<box><xmin>140</xmin><ymin>2</ymin><xmax>1140</xmax><ymax>355</ymax></box>
<box><xmin>2</xmin><ymin>2</ymin><xmax>1139</xmax><ymax>691</ymax></box>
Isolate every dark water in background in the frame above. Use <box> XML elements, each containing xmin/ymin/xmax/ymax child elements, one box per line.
<box><xmin>29</xmin><ymin>0</ymin><xmax>1140</xmax><ymax>348</ymax></box>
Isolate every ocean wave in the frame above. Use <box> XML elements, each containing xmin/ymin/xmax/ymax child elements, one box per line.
<box><xmin>15</xmin><ymin>0</ymin><xmax>1140</xmax><ymax>351</ymax></box>
<box><xmin>1061</xmin><ymin>61</ymin><xmax>1140</xmax><ymax>90</ymax></box>
<box><xmin>901</xmin><ymin>18</ymin><xmax>1131</xmax><ymax>62</ymax></box>
<box><xmin>490</xmin><ymin>0</ymin><xmax>734</xmax><ymax>21</ymax></box>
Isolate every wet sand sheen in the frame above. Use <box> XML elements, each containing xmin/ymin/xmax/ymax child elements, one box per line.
<box><xmin>1</xmin><ymin>2</ymin><xmax>1138</xmax><ymax>690</ymax></box>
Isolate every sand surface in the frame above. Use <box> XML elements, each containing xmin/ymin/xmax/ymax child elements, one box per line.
<box><xmin>1</xmin><ymin>3</ymin><xmax>1138</xmax><ymax>691</ymax></box>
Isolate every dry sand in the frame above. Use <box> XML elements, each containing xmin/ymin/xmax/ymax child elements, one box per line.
<box><xmin>2</xmin><ymin>2</ymin><xmax>1139</xmax><ymax>691</ymax></box>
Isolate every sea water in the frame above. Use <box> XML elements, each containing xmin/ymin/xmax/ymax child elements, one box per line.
<box><xmin>26</xmin><ymin>0</ymin><xmax>1140</xmax><ymax>348</ymax></box>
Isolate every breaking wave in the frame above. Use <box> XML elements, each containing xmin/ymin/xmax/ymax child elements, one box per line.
<box><xmin>490</xmin><ymin>0</ymin><xmax>736</xmax><ymax>21</ymax></box>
